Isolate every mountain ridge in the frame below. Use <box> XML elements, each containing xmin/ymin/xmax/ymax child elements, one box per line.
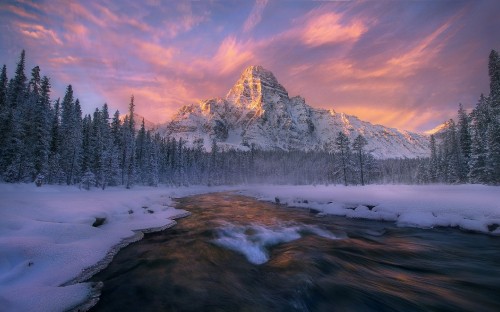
<box><xmin>159</xmin><ymin>65</ymin><xmax>430</xmax><ymax>159</ymax></box>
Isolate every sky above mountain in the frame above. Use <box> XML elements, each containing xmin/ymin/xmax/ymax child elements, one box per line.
<box><xmin>1</xmin><ymin>0</ymin><xmax>499</xmax><ymax>132</ymax></box>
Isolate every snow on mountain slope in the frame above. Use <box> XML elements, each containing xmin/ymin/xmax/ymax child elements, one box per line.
<box><xmin>159</xmin><ymin>65</ymin><xmax>430</xmax><ymax>159</ymax></box>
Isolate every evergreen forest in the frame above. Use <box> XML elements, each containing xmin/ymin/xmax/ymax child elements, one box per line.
<box><xmin>0</xmin><ymin>50</ymin><xmax>499</xmax><ymax>188</ymax></box>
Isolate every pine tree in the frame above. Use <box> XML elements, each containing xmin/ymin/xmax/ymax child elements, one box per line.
<box><xmin>335</xmin><ymin>132</ymin><xmax>350</xmax><ymax>186</ymax></box>
<box><xmin>99</xmin><ymin>103</ymin><xmax>114</xmax><ymax>189</ymax></box>
<box><xmin>485</xmin><ymin>112</ymin><xmax>500</xmax><ymax>184</ymax></box>
<box><xmin>0</xmin><ymin>65</ymin><xmax>8</xmax><ymax>159</ymax></box>
<box><xmin>488</xmin><ymin>49</ymin><xmax>500</xmax><ymax>108</ymax></box>
<box><xmin>90</xmin><ymin>108</ymin><xmax>102</xmax><ymax>183</ymax></box>
<box><xmin>72</xmin><ymin>99</ymin><xmax>83</xmax><ymax>183</ymax></box>
<box><xmin>2</xmin><ymin>51</ymin><xmax>27</xmax><ymax>178</ymax></box>
<box><xmin>352</xmin><ymin>134</ymin><xmax>368</xmax><ymax>185</ymax></box>
<box><xmin>0</xmin><ymin>64</ymin><xmax>7</xmax><ymax>108</ymax></box>
<box><xmin>59</xmin><ymin>86</ymin><xmax>82</xmax><ymax>184</ymax></box>
<box><xmin>47</xmin><ymin>98</ymin><xmax>63</xmax><ymax>184</ymax></box>
<box><xmin>124</xmin><ymin>96</ymin><xmax>136</xmax><ymax>188</ymax></box>
<box><xmin>109</xmin><ymin>110</ymin><xmax>122</xmax><ymax>186</ymax></box>
<box><xmin>81</xmin><ymin>114</ymin><xmax>93</xmax><ymax>174</ymax></box>
<box><xmin>456</xmin><ymin>103</ymin><xmax>471</xmax><ymax>182</ymax></box>
<box><xmin>469</xmin><ymin>95</ymin><xmax>489</xmax><ymax>183</ymax></box>
<box><xmin>485</xmin><ymin>50</ymin><xmax>500</xmax><ymax>184</ymax></box>
<box><xmin>147</xmin><ymin>132</ymin><xmax>160</xmax><ymax>186</ymax></box>
<box><xmin>429</xmin><ymin>135</ymin><xmax>438</xmax><ymax>183</ymax></box>
<box><xmin>442</xmin><ymin>119</ymin><xmax>462</xmax><ymax>183</ymax></box>
<box><xmin>7</xmin><ymin>50</ymin><xmax>27</xmax><ymax>109</ymax></box>
<box><xmin>209</xmin><ymin>139</ymin><xmax>218</xmax><ymax>185</ymax></box>
<box><xmin>135</xmin><ymin>118</ymin><xmax>147</xmax><ymax>184</ymax></box>
<box><xmin>34</xmin><ymin>76</ymin><xmax>51</xmax><ymax>176</ymax></box>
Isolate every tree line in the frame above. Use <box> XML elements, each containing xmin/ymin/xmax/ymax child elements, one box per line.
<box><xmin>0</xmin><ymin>50</ymin><xmax>498</xmax><ymax>188</ymax></box>
<box><xmin>422</xmin><ymin>49</ymin><xmax>500</xmax><ymax>185</ymax></box>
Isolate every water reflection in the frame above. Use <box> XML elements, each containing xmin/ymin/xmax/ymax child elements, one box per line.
<box><xmin>90</xmin><ymin>192</ymin><xmax>500</xmax><ymax>312</ymax></box>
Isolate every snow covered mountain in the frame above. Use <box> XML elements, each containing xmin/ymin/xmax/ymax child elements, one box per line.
<box><xmin>159</xmin><ymin>66</ymin><xmax>430</xmax><ymax>159</ymax></box>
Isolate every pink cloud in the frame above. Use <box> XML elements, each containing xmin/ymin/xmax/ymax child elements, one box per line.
<box><xmin>16</xmin><ymin>22</ymin><xmax>63</xmax><ymax>45</ymax></box>
<box><xmin>299</xmin><ymin>11</ymin><xmax>367</xmax><ymax>47</ymax></box>
<box><xmin>0</xmin><ymin>4</ymin><xmax>38</xmax><ymax>19</ymax></box>
<box><xmin>243</xmin><ymin>0</ymin><xmax>269</xmax><ymax>33</ymax></box>
<box><xmin>132</xmin><ymin>40</ymin><xmax>177</xmax><ymax>67</ymax></box>
<box><xmin>209</xmin><ymin>36</ymin><xmax>255</xmax><ymax>75</ymax></box>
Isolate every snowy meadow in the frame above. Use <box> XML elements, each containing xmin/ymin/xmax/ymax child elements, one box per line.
<box><xmin>0</xmin><ymin>183</ymin><xmax>499</xmax><ymax>311</ymax></box>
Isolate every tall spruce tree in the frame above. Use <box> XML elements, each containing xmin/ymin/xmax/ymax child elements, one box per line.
<box><xmin>123</xmin><ymin>96</ymin><xmax>136</xmax><ymax>188</ymax></box>
<box><xmin>429</xmin><ymin>135</ymin><xmax>439</xmax><ymax>183</ymax></box>
<box><xmin>0</xmin><ymin>65</ymin><xmax>8</xmax><ymax>161</ymax></box>
<box><xmin>486</xmin><ymin>49</ymin><xmax>500</xmax><ymax>183</ymax></box>
<box><xmin>109</xmin><ymin>110</ymin><xmax>122</xmax><ymax>186</ymax></box>
<box><xmin>488</xmin><ymin>49</ymin><xmax>500</xmax><ymax>108</ymax></box>
<box><xmin>135</xmin><ymin>119</ymin><xmax>147</xmax><ymax>184</ymax></box>
<box><xmin>335</xmin><ymin>131</ymin><xmax>350</xmax><ymax>186</ymax></box>
<box><xmin>28</xmin><ymin>69</ymin><xmax>51</xmax><ymax>179</ymax></box>
<box><xmin>48</xmin><ymin>98</ymin><xmax>62</xmax><ymax>183</ymax></box>
<box><xmin>99</xmin><ymin>103</ymin><xmax>114</xmax><ymax>189</ymax></box>
<box><xmin>7</xmin><ymin>50</ymin><xmax>26</xmax><ymax>110</ymax></box>
<box><xmin>457</xmin><ymin>103</ymin><xmax>471</xmax><ymax>181</ymax></box>
<box><xmin>352</xmin><ymin>134</ymin><xmax>368</xmax><ymax>185</ymax></box>
<box><xmin>469</xmin><ymin>94</ymin><xmax>489</xmax><ymax>183</ymax></box>
<box><xmin>59</xmin><ymin>86</ymin><xmax>83</xmax><ymax>184</ymax></box>
<box><xmin>2</xmin><ymin>51</ymin><xmax>27</xmax><ymax>178</ymax></box>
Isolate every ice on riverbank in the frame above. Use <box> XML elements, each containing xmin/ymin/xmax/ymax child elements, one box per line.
<box><xmin>240</xmin><ymin>184</ymin><xmax>500</xmax><ymax>235</ymax></box>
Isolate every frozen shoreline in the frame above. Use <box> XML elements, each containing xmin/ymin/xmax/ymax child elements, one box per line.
<box><xmin>0</xmin><ymin>183</ymin><xmax>235</xmax><ymax>312</ymax></box>
<box><xmin>65</xmin><ymin>212</ymin><xmax>192</xmax><ymax>312</ymax></box>
<box><xmin>239</xmin><ymin>184</ymin><xmax>500</xmax><ymax>235</ymax></box>
<box><xmin>0</xmin><ymin>183</ymin><xmax>499</xmax><ymax>312</ymax></box>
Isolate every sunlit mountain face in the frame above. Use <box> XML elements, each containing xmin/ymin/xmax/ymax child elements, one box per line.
<box><xmin>1</xmin><ymin>0</ymin><xmax>499</xmax><ymax>132</ymax></box>
<box><xmin>159</xmin><ymin>65</ymin><xmax>431</xmax><ymax>159</ymax></box>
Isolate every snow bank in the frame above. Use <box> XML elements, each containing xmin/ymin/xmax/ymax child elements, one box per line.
<box><xmin>240</xmin><ymin>184</ymin><xmax>500</xmax><ymax>235</ymax></box>
<box><xmin>0</xmin><ymin>183</ymin><xmax>230</xmax><ymax>312</ymax></box>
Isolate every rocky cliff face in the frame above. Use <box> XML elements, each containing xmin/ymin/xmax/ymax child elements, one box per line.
<box><xmin>159</xmin><ymin>66</ymin><xmax>430</xmax><ymax>159</ymax></box>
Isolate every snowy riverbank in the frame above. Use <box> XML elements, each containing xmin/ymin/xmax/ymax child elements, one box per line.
<box><xmin>241</xmin><ymin>184</ymin><xmax>500</xmax><ymax>234</ymax></box>
<box><xmin>1</xmin><ymin>183</ymin><xmax>499</xmax><ymax>311</ymax></box>
<box><xmin>0</xmin><ymin>183</ymin><xmax>233</xmax><ymax>312</ymax></box>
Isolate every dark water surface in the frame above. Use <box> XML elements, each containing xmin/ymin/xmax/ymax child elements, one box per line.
<box><xmin>90</xmin><ymin>192</ymin><xmax>500</xmax><ymax>312</ymax></box>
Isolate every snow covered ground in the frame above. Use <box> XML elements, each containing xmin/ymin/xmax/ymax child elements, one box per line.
<box><xmin>0</xmin><ymin>183</ymin><xmax>233</xmax><ymax>312</ymax></box>
<box><xmin>0</xmin><ymin>183</ymin><xmax>499</xmax><ymax>312</ymax></box>
<box><xmin>241</xmin><ymin>184</ymin><xmax>500</xmax><ymax>234</ymax></box>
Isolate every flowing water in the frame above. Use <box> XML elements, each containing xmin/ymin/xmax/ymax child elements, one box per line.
<box><xmin>90</xmin><ymin>192</ymin><xmax>500</xmax><ymax>312</ymax></box>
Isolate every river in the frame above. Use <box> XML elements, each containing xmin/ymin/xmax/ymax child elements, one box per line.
<box><xmin>90</xmin><ymin>192</ymin><xmax>500</xmax><ymax>311</ymax></box>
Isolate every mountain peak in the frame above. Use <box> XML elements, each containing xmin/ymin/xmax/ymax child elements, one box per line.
<box><xmin>162</xmin><ymin>65</ymin><xmax>431</xmax><ymax>159</ymax></box>
<box><xmin>241</xmin><ymin>65</ymin><xmax>270</xmax><ymax>77</ymax></box>
<box><xmin>226</xmin><ymin>65</ymin><xmax>288</xmax><ymax>110</ymax></box>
